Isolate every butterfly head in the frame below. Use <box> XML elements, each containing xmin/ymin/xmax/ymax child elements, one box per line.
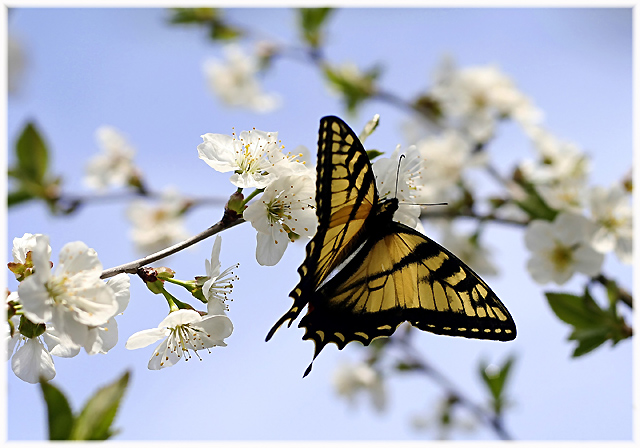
<box><xmin>377</xmin><ymin>197</ymin><xmax>399</xmax><ymax>221</ymax></box>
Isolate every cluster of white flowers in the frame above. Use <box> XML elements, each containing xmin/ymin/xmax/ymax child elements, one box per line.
<box><xmin>518</xmin><ymin>128</ymin><xmax>631</xmax><ymax>281</ymax></box>
<box><xmin>126</xmin><ymin>188</ymin><xmax>190</xmax><ymax>254</ymax></box>
<box><xmin>7</xmin><ymin>233</ymin><xmax>130</xmax><ymax>383</ymax></box>
<box><xmin>125</xmin><ymin>235</ymin><xmax>237</xmax><ymax>369</ymax></box>
<box><xmin>431</xmin><ymin>57</ymin><xmax>542</xmax><ymax>143</ymax></box>
<box><xmin>198</xmin><ymin>127</ymin><xmax>317</xmax><ymax>266</ymax></box>
<box><xmin>84</xmin><ymin>126</ymin><xmax>140</xmax><ymax>191</ymax></box>
<box><xmin>203</xmin><ymin>44</ymin><xmax>279</xmax><ymax>113</ymax></box>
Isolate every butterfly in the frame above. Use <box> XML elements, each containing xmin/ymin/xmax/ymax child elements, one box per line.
<box><xmin>265</xmin><ymin>115</ymin><xmax>516</xmax><ymax>376</ymax></box>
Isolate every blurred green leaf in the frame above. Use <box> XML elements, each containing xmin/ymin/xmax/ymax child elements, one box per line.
<box><xmin>511</xmin><ymin>172</ymin><xmax>557</xmax><ymax>221</ymax></box>
<box><xmin>168</xmin><ymin>8</ymin><xmax>242</xmax><ymax>41</ymax></box>
<box><xmin>324</xmin><ymin>64</ymin><xmax>380</xmax><ymax>114</ymax></box>
<box><xmin>298</xmin><ymin>8</ymin><xmax>333</xmax><ymax>47</ymax></box>
<box><xmin>40</xmin><ymin>380</ymin><xmax>74</xmax><ymax>440</ymax></box>
<box><xmin>366</xmin><ymin>149</ymin><xmax>384</xmax><ymax>160</ymax></box>
<box><xmin>71</xmin><ymin>371</ymin><xmax>130</xmax><ymax>440</ymax></box>
<box><xmin>15</xmin><ymin>122</ymin><xmax>49</xmax><ymax>184</ymax></box>
<box><xmin>8</xmin><ymin>189</ymin><xmax>35</xmax><ymax>207</ymax></box>
<box><xmin>568</xmin><ymin>327</ymin><xmax>609</xmax><ymax>357</ymax></box>
<box><xmin>479</xmin><ymin>356</ymin><xmax>515</xmax><ymax>415</ymax></box>
<box><xmin>169</xmin><ymin>7</ymin><xmax>217</xmax><ymax>24</ymax></box>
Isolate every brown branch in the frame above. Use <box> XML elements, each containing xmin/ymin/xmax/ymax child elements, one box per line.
<box><xmin>100</xmin><ymin>217</ymin><xmax>245</xmax><ymax>279</ymax></box>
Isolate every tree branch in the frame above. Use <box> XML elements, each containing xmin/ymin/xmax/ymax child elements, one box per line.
<box><xmin>100</xmin><ymin>218</ymin><xmax>245</xmax><ymax>279</ymax></box>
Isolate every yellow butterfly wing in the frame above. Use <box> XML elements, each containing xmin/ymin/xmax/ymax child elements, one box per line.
<box><xmin>300</xmin><ymin>221</ymin><xmax>516</xmax><ymax>373</ymax></box>
<box><xmin>266</xmin><ymin>116</ymin><xmax>378</xmax><ymax>341</ymax></box>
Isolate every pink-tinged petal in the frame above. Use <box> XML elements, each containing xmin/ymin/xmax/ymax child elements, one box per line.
<box><xmin>126</xmin><ymin>328</ymin><xmax>168</xmax><ymax>350</ymax></box>
<box><xmin>255</xmin><ymin>231</ymin><xmax>287</xmax><ymax>266</ymax></box>
<box><xmin>18</xmin><ymin>276</ymin><xmax>52</xmax><ymax>324</ymax></box>
<box><xmin>12</xmin><ymin>339</ymin><xmax>55</xmax><ymax>384</ymax></box>
<box><xmin>159</xmin><ymin>309</ymin><xmax>201</xmax><ymax>328</ymax></box>
<box><xmin>56</xmin><ymin>241</ymin><xmax>102</xmax><ymax>276</ymax></box>
<box><xmin>524</xmin><ymin>220</ymin><xmax>555</xmax><ymax>251</ymax></box>
<box><xmin>106</xmin><ymin>273</ymin><xmax>131</xmax><ymax>315</ymax></box>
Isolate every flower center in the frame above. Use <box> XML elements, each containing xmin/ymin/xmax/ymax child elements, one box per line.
<box><xmin>550</xmin><ymin>243</ymin><xmax>574</xmax><ymax>271</ymax></box>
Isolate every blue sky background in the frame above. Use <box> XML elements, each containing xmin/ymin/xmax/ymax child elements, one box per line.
<box><xmin>6</xmin><ymin>8</ymin><xmax>632</xmax><ymax>441</ymax></box>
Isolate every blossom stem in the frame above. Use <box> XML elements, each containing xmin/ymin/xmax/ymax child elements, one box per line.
<box><xmin>100</xmin><ymin>218</ymin><xmax>245</xmax><ymax>279</ymax></box>
<box><xmin>592</xmin><ymin>274</ymin><xmax>633</xmax><ymax>309</ymax></box>
<box><xmin>240</xmin><ymin>188</ymin><xmax>264</xmax><ymax>207</ymax></box>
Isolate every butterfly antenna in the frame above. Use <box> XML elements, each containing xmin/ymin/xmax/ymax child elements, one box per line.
<box><xmin>394</xmin><ymin>154</ymin><xmax>405</xmax><ymax>199</ymax></box>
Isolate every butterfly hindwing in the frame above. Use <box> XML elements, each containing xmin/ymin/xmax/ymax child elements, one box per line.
<box><xmin>300</xmin><ymin>221</ymin><xmax>516</xmax><ymax>362</ymax></box>
<box><xmin>266</xmin><ymin>116</ymin><xmax>377</xmax><ymax>341</ymax></box>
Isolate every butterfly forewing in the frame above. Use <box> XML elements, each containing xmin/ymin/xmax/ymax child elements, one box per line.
<box><xmin>266</xmin><ymin>116</ymin><xmax>377</xmax><ymax>340</ymax></box>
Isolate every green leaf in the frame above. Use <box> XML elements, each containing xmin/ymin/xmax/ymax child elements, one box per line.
<box><xmin>366</xmin><ymin>149</ymin><xmax>384</xmax><ymax>161</ymax></box>
<box><xmin>15</xmin><ymin>122</ymin><xmax>49</xmax><ymax>184</ymax></box>
<box><xmin>209</xmin><ymin>20</ymin><xmax>243</xmax><ymax>41</ymax></box>
<box><xmin>545</xmin><ymin>292</ymin><xmax>606</xmax><ymax>328</ymax></box>
<box><xmin>298</xmin><ymin>8</ymin><xmax>333</xmax><ymax>47</ymax></box>
<box><xmin>569</xmin><ymin>328</ymin><xmax>609</xmax><ymax>357</ymax></box>
<box><xmin>40</xmin><ymin>380</ymin><xmax>74</xmax><ymax>440</ymax></box>
<box><xmin>8</xmin><ymin>189</ymin><xmax>35</xmax><ymax>207</ymax></box>
<box><xmin>511</xmin><ymin>175</ymin><xmax>557</xmax><ymax>221</ymax></box>
<box><xmin>169</xmin><ymin>8</ymin><xmax>217</xmax><ymax>24</ymax></box>
<box><xmin>323</xmin><ymin>64</ymin><xmax>380</xmax><ymax>114</ymax></box>
<box><xmin>71</xmin><ymin>371</ymin><xmax>130</xmax><ymax>440</ymax></box>
<box><xmin>479</xmin><ymin>356</ymin><xmax>515</xmax><ymax>414</ymax></box>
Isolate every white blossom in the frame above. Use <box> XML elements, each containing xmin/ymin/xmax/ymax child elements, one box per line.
<box><xmin>11</xmin><ymin>337</ymin><xmax>56</xmax><ymax>384</ymax></box>
<box><xmin>439</xmin><ymin>228</ymin><xmax>498</xmax><ymax>277</ymax></box>
<box><xmin>431</xmin><ymin>58</ymin><xmax>541</xmax><ymax>142</ymax></box>
<box><xmin>10</xmin><ymin>233</ymin><xmax>52</xmax><ymax>280</ymax></box>
<box><xmin>125</xmin><ymin>309</ymin><xmax>233</xmax><ymax>370</ymax></box>
<box><xmin>525</xmin><ymin>212</ymin><xmax>604</xmax><ymax>285</ymax></box>
<box><xmin>520</xmin><ymin>127</ymin><xmax>590</xmax><ymax>185</ymax></box>
<box><xmin>372</xmin><ymin>143</ymin><xmax>426</xmax><ymax>230</ymax></box>
<box><xmin>201</xmin><ymin>236</ymin><xmax>239</xmax><ymax>315</ymax></box>
<box><xmin>414</xmin><ymin>130</ymin><xmax>480</xmax><ymax>203</ymax></box>
<box><xmin>203</xmin><ymin>44</ymin><xmax>279</xmax><ymax>112</ymax></box>
<box><xmin>333</xmin><ymin>361</ymin><xmax>386</xmax><ymax>412</ymax></box>
<box><xmin>198</xmin><ymin>128</ymin><xmax>283</xmax><ymax>189</ymax></box>
<box><xmin>589</xmin><ymin>184</ymin><xmax>632</xmax><ymax>264</ymax></box>
<box><xmin>244</xmin><ymin>173</ymin><xmax>317</xmax><ymax>266</ymax></box>
<box><xmin>85</xmin><ymin>126</ymin><xmax>139</xmax><ymax>191</ymax></box>
<box><xmin>127</xmin><ymin>188</ymin><xmax>190</xmax><ymax>254</ymax></box>
<box><xmin>18</xmin><ymin>237</ymin><xmax>119</xmax><ymax>349</ymax></box>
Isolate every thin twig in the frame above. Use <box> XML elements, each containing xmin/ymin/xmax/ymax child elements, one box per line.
<box><xmin>100</xmin><ymin>218</ymin><xmax>245</xmax><ymax>279</ymax></box>
<box><xmin>393</xmin><ymin>336</ymin><xmax>513</xmax><ymax>440</ymax></box>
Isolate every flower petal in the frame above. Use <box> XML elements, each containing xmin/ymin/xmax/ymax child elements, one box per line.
<box><xmin>126</xmin><ymin>327</ymin><xmax>168</xmax><ymax>350</ymax></box>
<box><xmin>12</xmin><ymin>338</ymin><xmax>55</xmax><ymax>384</ymax></box>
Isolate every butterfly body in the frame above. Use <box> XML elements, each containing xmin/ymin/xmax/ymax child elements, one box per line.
<box><xmin>266</xmin><ymin>116</ymin><xmax>516</xmax><ymax>376</ymax></box>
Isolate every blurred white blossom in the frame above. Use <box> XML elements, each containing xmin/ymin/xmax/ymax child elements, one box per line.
<box><xmin>127</xmin><ymin>188</ymin><xmax>190</xmax><ymax>254</ymax></box>
<box><xmin>17</xmin><ymin>238</ymin><xmax>119</xmax><ymax>349</ymax></box>
<box><xmin>125</xmin><ymin>309</ymin><xmax>233</xmax><ymax>370</ymax></box>
<box><xmin>414</xmin><ymin>130</ymin><xmax>481</xmax><ymax>203</ymax></box>
<box><xmin>203</xmin><ymin>44</ymin><xmax>279</xmax><ymax>112</ymax></box>
<box><xmin>201</xmin><ymin>236</ymin><xmax>239</xmax><ymax>315</ymax></box>
<box><xmin>244</xmin><ymin>173</ymin><xmax>317</xmax><ymax>266</ymax></box>
<box><xmin>431</xmin><ymin>58</ymin><xmax>542</xmax><ymax>142</ymax></box>
<box><xmin>333</xmin><ymin>361</ymin><xmax>386</xmax><ymax>412</ymax></box>
<box><xmin>525</xmin><ymin>212</ymin><xmax>604</xmax><ymax>285</ymax></box>
<box><xmin>589</xmin><ymin>184</ymin><xmax>632</xmax><ymax>264</ymax></box>
<box><xmin>85</xmin><ymin>126</ymin><xmax>140</xmax><ymax>191</ymax></box>
<box><xmin>440</xmin><ymin>228</ymin><xmax>498</xmax><ymax>277</ymax></box>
